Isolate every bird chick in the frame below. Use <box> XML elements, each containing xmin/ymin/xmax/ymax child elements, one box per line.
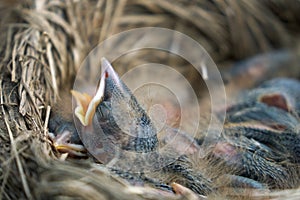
<box><xmin>215</xmin><ymin>78</ymin><xmax>300</xmax><ymax>190</ymax></box>
<box><xmin>48</xmin><ymin>57</ymin><xmax>300</xmax><ymax>198</ymax></box>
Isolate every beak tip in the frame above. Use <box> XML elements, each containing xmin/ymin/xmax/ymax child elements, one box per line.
<box><xmin>101</xmin><ymin>57</ymin><xmax>111</xmax><ymax>71</ymax></box>
<box><xmin>101</xmin><ymin>57</ymin><xmax>107</xmax><ymax>63</ymax></box>
<box><xmin>100</xmin><ymin>57</ymin><xmax>120</xmax><ymax>83</ymax></box>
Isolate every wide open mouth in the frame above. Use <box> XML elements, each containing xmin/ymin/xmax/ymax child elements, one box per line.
<box><xmin>71</xmin><ymin>57</ymin><xmax>119</xmax><ymax>126</ymax></box>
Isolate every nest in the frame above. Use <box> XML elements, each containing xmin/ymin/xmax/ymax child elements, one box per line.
<box><xmin>0</xmin><ymin>0</ymin><xmax>300</xmax><ymax>199</ymax></box>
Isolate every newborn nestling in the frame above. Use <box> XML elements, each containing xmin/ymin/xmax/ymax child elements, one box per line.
<box><xmin>49</xmin><ymin>58</ymin><xmax>300</xmax><ymax>198</ymax></box>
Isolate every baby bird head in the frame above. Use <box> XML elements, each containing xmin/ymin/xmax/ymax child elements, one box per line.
<box><xmin>71</xmin><ymin>58</ymin><xmax>158</xmax><ymax>155</ymax></box>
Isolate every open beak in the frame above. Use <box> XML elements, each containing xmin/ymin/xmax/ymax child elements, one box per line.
<box><xmin>71</xmin><ymin>57</ymin><xmax>118</xmax><ymax>126</ymax></box>
<box><xmin>48</xmin><ymin>131</ymin><xmax>87</xmax><ymax>157</ymax></box>
<box><xmin>72</xmin><ymin>57</ymin><xmax>158</xmax><ymax>156</ymax></box>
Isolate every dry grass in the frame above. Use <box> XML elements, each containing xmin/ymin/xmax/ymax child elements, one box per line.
<box><xmin>0</xmin><ymin>0</ymin><xmax>300</xmax><ymax>199</ymax></box>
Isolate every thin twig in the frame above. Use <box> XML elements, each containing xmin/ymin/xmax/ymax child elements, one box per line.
<box><xmin>21</xmin><ymin>79</ymin><xmax>41</xmax><ymax>117</ymax></box>
<box><xmin>98</xmin><ymin>0</ymin><xmax>114</xmax><ymax>43</ymax></box>
<box><xmin>43</xmin><ymin>105</ymin><xmax>51</xmax><ymax>138</ymax></box>
<box><xmin>0</xmin><ymin>81</ymin><xmax>33</xmax><ymax>200</ymax></box>
<box><xmin>45</xmin><ymin>34</ymin><xmax>58</xmax><ymax>100</ymax></box>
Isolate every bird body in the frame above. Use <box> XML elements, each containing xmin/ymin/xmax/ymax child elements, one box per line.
<box><xmin>49</xmin><ymin>56</ymin><xmax>300</xmax><ymax>198</ymax></box>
